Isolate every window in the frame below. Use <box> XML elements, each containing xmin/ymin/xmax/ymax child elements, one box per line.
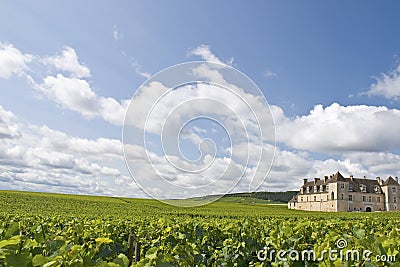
<box><xmin>340</xmin><ymin>183</ymin><xmax>345</xmax><ymax>189</ymax></box>
<box><xmin>363</xmin><ymin>196</ymin><xmax>366</xmax><ymax>202</ymax></box>
<box><xmin>368</xmin><ymin>196</ymin><xmax>372</xmax><ymax>202</ymax></box>
<box><xmin>314</xmin><ymin>185</ymin><xmax>318</xmax><ymax>192</ymax></box>
<box><xmin>349</xmin><ymin>195</ymin><xmax>353</xmax><ymax>201</ymax></box>
<box><xmin>301</xmin><ymin>197</ymin><xmax>303</xmax><ymax>202</ymax></box>
<box><xmin>349</xmin><ymin>183</ymin><xmax>353</xmax><ymax>191</ymax></box>
<box><xmin>377</xmin><ymin>196</ymin><xmax>381</xmax><ymax>203</ymax></box>
<box><xmin>392</xmin><ymin>187</ymin><xmax>397</xmax><ymax>193</ymax></box>
<box><xmin>326</xmin><ymin>195</ymin><xmax>328</xmax><ymax>201</ymax></box>
<box><xmin>300</xmin><ymin>187</ymin><xmax>304</xmax><ymax>193</ymax></box>
<box><xmin>307</xmin><ymin>197</ymin><xmax>308</xmax><ymax>202</ymax></box>
<box><xmin>360</xmin><ymin>184</ymin><xmax>367</xmax><ymax>193</ymax></box>
<box><xmin>340</xmin><ymin>194</ymin><xmax>344</xmax><ymax>200</ymax></box>
<box><xmin>331</xmin><ymin>192</ymin><xmax>335</xmax><ymax>200</ymax></box>
<box><xmin>326</xmin><ymin>185</ymin><xmax>329</xmax><ymax>191</ymax></box>
<box><xmin>394</xmin><ymin>197</ymin><xmax>397</xmax><ymax>203</ymax></box>
<box><xmin>314</xmin><ymin>196</ymin><xmax>317</xmax><ymax>202</ymax></box>
<box><xmin>374</xmin><ymin>186</ymin><xmax>380</xmax><ymax>193</ymax></box>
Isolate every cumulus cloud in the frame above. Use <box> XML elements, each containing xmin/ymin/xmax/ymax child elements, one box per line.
<box><xmin>0</xmin><ymin>104</ymin><xmax>143</xmax><ymax>197</ymax></box>
<box><xmin>0</xmin><ymin>42</ymin><xmax>32</xmax><ymax>78</ymax></box>
<box><xmin>39</xmin><ymin>74</ymin><xmax>99</xmax><ymax>117</ymax></box>
<box><xmin>32</xmin><ymin>73</ymin><xmax>130</xmax><ymax>125</ymax></box>
<box><xmin>188</xmin><ymin>45</ymin><xmax>233</xmax><ymax>65</ymax></box>
<box><xmin>43</xmin><ymin>46</ymin><xmax>91</xmax><ymax>78</ymax></box>
<box><xmin>0</xmin><ymin>42</ymin><xmax>129</xmax><ymax>125</ymax></box>
<box><xmin>0</xmin><ymin>105</ymin><xmax>20</xmax><ymax>139</ymax></box>
<box><xmin>276</xmin><ymin>103</ymin><xmax>400</xmax><ymax>153</ymax></box>
<box><xmin>365</xmin><ymin>65</ymin><xmax>400</xmax><ymax>100</ymax></box>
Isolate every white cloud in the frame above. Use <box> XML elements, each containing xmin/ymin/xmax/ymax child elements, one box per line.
<box><xmin>113</xmin><ymin>24</ymin><xmax>124</xmax><ymax>41</ymax></box>
<box><xmin>40</xmin><ymin>74</ymin><xmax>99</xmax><ymax>117</ymax></box>
<box><xmin>188</xmin><ymin>45</ymin><xmax>232</xmax><ymax>65</ymax></box>
<box><xmin>43</xmin><ymin>46</ymin><xmax>91</xmax><ymax>78</ymax></box>
<box><xmin>0</xmin><ymin>104</ymin><xmax>144</xmax><ymax>197</ymax></box>
<box><xmin>0</xmin><ymin>42</ymin><xmax>32</xmax><ymax>78</ymax></box>
<box><xmin>276</xmin><ymin>103</ymin><xmax>400</xmax><ymax>153</ymax></box>
<box><xmin>131</xmin><ymin>59</ymin><xmax>151</xmax><ymax>78</ymax></box>
<box><xmin>264</xmin><ymin>70</ymin><xmax>278</xmax><ymax>78</ymax></box>
<box><xmin>33</xmin><ymin>73</ymin><xmax>129</xmax><ymax>125</ymax></box>
<box><xmin>0</xmin><ymin>105</ymin><xmax>20</xmax><ymax>139</ymax></box>
<box><xmin>35</xmin><ymin>125</ymin><xmax>123</xmax><ymax>159</ymax></box>
<box><xmin>365</xmin><ymin>65</ymin><xmax>400</xmax><ymax>100</ymax></box>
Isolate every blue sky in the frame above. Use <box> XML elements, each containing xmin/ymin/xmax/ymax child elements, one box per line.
<box><xmin>1</xmin><ymin>1</ymin><xmax>400</xmax><ymax>198</ymax></box>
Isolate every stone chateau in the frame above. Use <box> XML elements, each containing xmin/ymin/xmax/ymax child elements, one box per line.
<box><xmin>288</xmin><ymin>172</ymin><xmax>400</xmax><ymax>212</ymax></box>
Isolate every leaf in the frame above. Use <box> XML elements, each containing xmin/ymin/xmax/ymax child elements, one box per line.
<box><xmin>112</xmin><ymin>253</ymin><xmax>129</xmax><ymax>267</ymax></box>
<box><xmin>33</xmin><ymin>255</ymin><xmax>52</xmax><ymax>266</ymax></box>
<box><xmin>353</xmin><ymin>228</ymin><xmax>365</xmax><ymax>239</ymax></box>
<box><xmin>146</xmin><ymin>247</ymin><xmax>158</xmax><ymax>260</ymax></box>
<box><xmin>4</xmin><ymin>222</ymin><xmax>19</xmax><ymax>238</ymax></box>
<box><xmin>6</xmin><ymin>252</ymin><xmax>31</xmax><ymax>267</ymax></box>
<box><xmin>95</xmin><ymin>238</ymin><xmax>113</xmax><ymax>244</ymax></box>
<box><xmin>0</xmin><ymin>236</ymin><xmax>21</xmax><ymax>249</ymax></box>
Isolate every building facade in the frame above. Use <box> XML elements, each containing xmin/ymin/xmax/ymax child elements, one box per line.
<box><xmin>288</xmin><ymin>172</ymin><xmax>400</xmax><ymax>212</ymax></box>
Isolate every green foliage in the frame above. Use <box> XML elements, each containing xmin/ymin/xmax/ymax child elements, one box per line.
<box><xmin>0</xmin><ymin>190</ymin><xmax>399</xmax><ymax>266</ymax></box>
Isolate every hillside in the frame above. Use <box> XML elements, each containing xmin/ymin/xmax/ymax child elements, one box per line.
<box><xmin>223</xmin><ymin>191</ymin><xmax>298</xmax><ymax>203</ymax></box>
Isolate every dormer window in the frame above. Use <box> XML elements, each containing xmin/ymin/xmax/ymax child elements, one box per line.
<box><xmin>320</xmin><ymin>185</ymin><xmax>324</xmax><ymax>193</ymax></box>
<box><xmin>374</xmin><ymin>186</ymin><xmax>381</xmax><ymax>193</ymax></box>
<box><xmin>300</xmin><ymin>187</ymin><xmax>304</xmax><ymax>193</ymax></box>
<box><xmin>306</xmin><ymin>186</ymin><xmax>310</xmax><ymax>193</ymax></box>
<box><xmin>326</xmin><ymin>185</ymin><xmax>329</xmax><ymax>191</ymax></box>
<box><xmin>360</xmin><ymin>184</ymin><xmax>366</xmax><ymax>193</ymax></box>
<box><xmin>314</xmin><ymin>185</ymin><xmax>318</xmax><ymax>192</ymax></box>
<box><xmin>348</xmin><ymin>183</ymin><xmax>353</xmax><ymax>191</ymax></box>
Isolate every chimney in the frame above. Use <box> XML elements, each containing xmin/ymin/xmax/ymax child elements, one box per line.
<box><xmin>396</xmin><ymin>177</ymin><xmax>399</xmax><ymax>183</ymax></box>
<box><xmin>376</xmin><ymin>177</ymin><xmax>381</xmax><ymax>185</ymax></box>
<box><xmin>363</xmin><ymin>176</ymin><xmax>366</xmax><ymax>179</ymax></box>
<box><xmin>324</xmin><ymin>176</ymin><xmax>328</xmax><ymax>183</ymax></box>
<box><xmin>350</xmin><ymin>174</ymin><xmax>354</xmax><ymax>180</ymax></box>
<box><xmin>314</xmin><ymin>178</ymin><xmax>320</xmax><ymax>184</ymax></box>
<box><xmin>303</xmin><ymin>178</ymin><xmax>308</xmax><ymax>185</ymax></box>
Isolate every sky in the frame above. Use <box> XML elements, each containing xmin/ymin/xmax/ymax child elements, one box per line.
<box><xmin>1</xmin><ymin>1</ymin><xmax>400</xmax><ymax>198</ymax></box>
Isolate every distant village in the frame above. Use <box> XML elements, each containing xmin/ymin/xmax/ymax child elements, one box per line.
<box><xmin>288</xmin><ymin>172</ymin><xmax>400</xmax><ymax>212</ymax></box>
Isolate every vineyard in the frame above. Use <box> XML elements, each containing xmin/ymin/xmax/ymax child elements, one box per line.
<box><xmin>1</xmin><ymin>190</ymin><xmax>400</xmax><ymax>266</ymax></box>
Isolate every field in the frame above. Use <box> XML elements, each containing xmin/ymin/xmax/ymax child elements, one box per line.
<box><xmin>1</xmin><ymin>190</ymin><xmax>400</xmax><ymax>266</ymax></box>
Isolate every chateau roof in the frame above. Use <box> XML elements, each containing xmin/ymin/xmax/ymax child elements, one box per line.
<box><xmin>299</xmin><ymin>171</ymin><xmax>399</xmax><ymax>194</ymax></box>
<box><xmin>348</xmin><ymin>178</ymin><xmax>380</xmax><ymax>193</ymax></box>
<box><xmin>330</xmin><ymin>171</ymin><xmax>346</xmax><ymax>182</ymax></box>
<box><xmin>289</xmin><ymin>196</ymin><xmax>297</xmax><ymax>202</ymax></box>
<box><xmin>382</xmin><ymin>176</ymin><xmax>399</xmax><ymax>186</ymax></box>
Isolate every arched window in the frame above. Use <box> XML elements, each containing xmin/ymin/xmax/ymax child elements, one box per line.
<box><xmin>331</xmin><ymin>192</ymin><xmax>335</xmax><ymax>200</ymax></box>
